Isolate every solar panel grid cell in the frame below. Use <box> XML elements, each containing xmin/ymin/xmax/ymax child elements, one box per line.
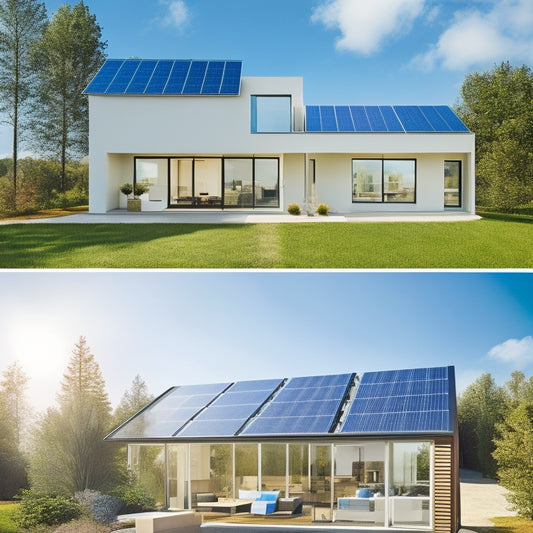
<box><xmin>335</xmin><ymin>106</ymin><xmax>355</xmax><ymax>131</ymax></box>
<box><xmin>179</xmin><ymin>419</ymin><xmax>244</xmax><ymax>437</ymax></box>
<box><xmin>219</xmin><ymin>61</ymin><xmax>242</xmax><ymax>94</ymax></box>
<box><xmin>229</xmin><ymin>378</ymin><xmax>282</xmax><ymax>392</ymax></box>
<box><xmin>201</xmin><ymin>61</ymin><xmax>225</xmax><ymax>94</ymax></box>
<box><xmin>379</xmin><ymin>106</ymin><xmax>404</xmax><ymax>132</ymax></box>
<box><xmin>350</xmin><ymin>106</ymin><xmax>372</xmax><ymax>131</ymax></box>
<box><xmin>182</xmin><ymin>61</ymin><xmax>208</xmax><ymax>94</ymax></box>
<box><xmin>125</xmin><ymin>60</ymin><xmax>157</xmax><ymax>94</ymax></box>
<box><xmin>419</xmin><ymin>106</ymin><xmax>452</xmax><ymax>132</ymax></box>
<box><xmin>145</xmin><ymin>60</ymin><xmax>174</xmax><ymax>94</ymax></box>
<box><xmin>319</xmin><ymin>106</ymin><xmax>338</xmax><ymax>131</ymax></box>
<box><xmin>106</xmin><ymin>60</ymin><xmax>141</xmax><ymax>93</ymax></box>
<box><xmin>305</xmin><ymin>106</ymin><xmax>321</xmax><ymax>132</ymax></box>
<box><xmin>364</xmin><ymin>106</ymin><xmax>386</xmax><ymax>132</ymax></box>
<box><xmin>163</xmin><ymin>61</ymin><xmax>190</xmax><ymax>94</ymax></box>
<box><xmin>435</xmin><ymin>106</ymin><xmax>470</xmax><ymax>132</ymax></box>
<box><xmin>215</xmin><ymin>390</ymin><xmax>275</xmax><ymax>406</ymax></box>
<box><xmin>394</xmin><ymin>106</ymin><xmax>434</xmax><ymax>132</ymax></box>
<box><xmin>84</xmin><ymin>59</ymin><xmax>123</xmax><ymax>93</ymax></box>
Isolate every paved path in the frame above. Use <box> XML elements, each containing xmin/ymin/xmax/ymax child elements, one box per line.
<box><xmin>0</xmin><ymin>210</ymin><xmax>480</xmax><ymax>225</ymax></box>
<box><xmin>460</xmin><ymin>469</ymin><xmax>516</xmax><ymax>528</ymax></box>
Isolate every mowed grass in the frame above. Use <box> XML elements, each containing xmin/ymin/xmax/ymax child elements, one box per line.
<box><xmin>0</xmin><ymin>502</ymin><xmax>19</xmax><ymax>533</ymax></box>
<box><xmin>0</xmin><ymin>214</ymin><xmax>532</xmax><ymax>268</ymax></box>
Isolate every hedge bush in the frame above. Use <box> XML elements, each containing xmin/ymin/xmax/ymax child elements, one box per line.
<box><xmin>75</xmin><ymin>490</ymin><xmax>122</xmax><ymax>525</ymax></box>
<box><xmin>14</xmin><ymin>490</ymin><xmax>82</xmax><ymax>528</ymax></box>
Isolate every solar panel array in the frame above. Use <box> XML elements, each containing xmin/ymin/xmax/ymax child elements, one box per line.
<box><xmin>178</xmin><ymin>378</ymin><xmax>284</xmax><ymax>437</ymax></box>
<box><xmin>305</xmin><ymin>105</ymin><xmax>469</xmax><ymax>133</ymax></box>
<box><xmin>84</xmin><ymin>59</ymin><xmax>243</xmax><ymax>95</ymax></box>
<box><xmin>241</xmin><ymin>373</ymin><xmax>354</xmax><ymax>435</ymax></box>
<box><xmin>341</xmin><ymin>367</ymin><xmax>452</xmax><ymax>434</ymax></box>
<box><xmin>110</xmin><ymin>382</ymin><xmax>231</xmax><ymax>439</ymax></box>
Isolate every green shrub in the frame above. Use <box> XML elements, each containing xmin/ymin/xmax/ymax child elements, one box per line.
<box><xmin>287</xmin><ymin>203</ymin><xmax>300</xmax><ymax>215</ymax></box>
<box><xmin>316</xmin><ymin>203</ymin><xmax>329</xmax><ymax>216</ymax></box>
<box><xmin>119</xmin><ymin>183</ymin><xmax>133</xmax><ymax>197</ymax></box>
<box><xmin>74</xmin><ymin>490</ymin><xmax>122</xmax><ymax>525</ymax></box>
<box><xmin>14</xmin><ymin>490</ymin><xmax>82</xmax><ymax>528</ymax></box>
<box><xmin>133</xmin><ymin>183</ymin><xmax>149</xmax><ymax>197</ymax></box>
<box><xmin>110</xmin><ymin>473</ymin><xmax>155</xmax><ymax>514</ymax></box>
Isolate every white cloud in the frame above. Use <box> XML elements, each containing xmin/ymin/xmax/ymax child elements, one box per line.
<box><xmin>412</xmin><ymin>0</ymin><xmax>533</xmax><ymax>70</ymax></box>
<box><xmin>488</xmin><ymin>336</ymin><xmax>533</xmax><ymax>368</ymax></box>
<box><xmin>312</xmin><ymin>0</ymin><xmax>426</xmax><ymax>55</ymax></box>
<box><xmin>159</xmin><ymin>0</ymin><xmax>189</xmax><ymax>29</ymax></box>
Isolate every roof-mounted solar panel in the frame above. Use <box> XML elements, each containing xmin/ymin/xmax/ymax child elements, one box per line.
<box><xmin>305</xmin><ymin>106</ymin><xmax>321</xmax><ymax>132</ymax></box>
<box><xmin>335</xmin><ymin>106</ymin><xmax>355</xmax><ymax>132</ymax></box>
<box><xmin>363</xmin><ymin>106</ymin><xmax>386</xmax><ymax>131</ymax></box>
<box><xmin>84</xmin><ymin>59</ymin><xmax>242</xmax><ymax>95</ymax></box>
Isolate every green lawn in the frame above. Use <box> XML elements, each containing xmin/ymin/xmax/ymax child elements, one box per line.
<box><xmin>0</xmin><ymin>213</ymin><xmax>532</xmax><ymax>268</ymax></box>
<box><xmin>0</xmin><ymin>503</ymin><xmax>19</xmax><ymax>533</ymax></box>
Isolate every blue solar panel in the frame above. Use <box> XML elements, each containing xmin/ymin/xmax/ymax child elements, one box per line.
<box><xmin>125</xmin><ymin>60</ymin><xmax>157</xmax><ymax>94</ymax></box>
<box><xmin>109</xmin><ymin>383</ymin><xmax>230</xmax><ymax>438</ymax></box>
<box><xmin>229</xmin><ymin>378</ymin><xmax>282</xmax><ymax>392</ymax></box>
<box><xmin>320</xmin><ymin>106</ymin><xmax>337</xmax><ymax>131</ymax></box>
<box><xmin>306</xmin><ymin>106</ymin><xmax>321</xmax><ymax>131</ymax></box>
<box><xmin>380</xmin><ymin>106</ymin><xmax>404</xmax><ymax>132</ymax></box>
<box><xmin>341</xmin><ymin>366</ymin><xmax>452</xmax><ymax>434</ymax></box>
<box><xmin>335</xmin><ymin>106</ymin><xmax>355</xmax><ymax>131</ymax></box>
<box><xmin>435</xmin><ymin>106</ymin><xmax>470</xmax><ymax>132</ymax></box>
<box><xmin>106</xmin><ymin>60</ymin><xmax>141</xmax><ymax>94</ymax></box>
<box><xmin>145</xmin><ymin>60</ymin><xmax>174</xmax><ymax>94</ymax></box>
<box><xmin>350</xmin><ymin>106</ymin><xmax>372</xmax><ymax>131</ymax></box>
<box><xmin>364</xmin><ymin>106</ymin><xmax>386</xmax><ymax>131</ymax></box>
<box><xmin>84</xmin><ymin>59</ymin><xmax>123</xmax><ymax>93</ymax></box>
<box><xmin>419</xmin><ymin>106</ymin><xmax>452</xmax><ymax>132</ymax></box>
<box><xmin>241</xmin><ymin>373</ymin><xmax>353</xmax><ymax>435</ymax></box>
<box><xmin>84</xmin><ymin>59</ymin><xmax>242</xmax><ymax>95</ymax></box>
<box><xmin>394</xmin><ymin>106</ymin><xmax>434</xmax><ymax>132</ymax></box>
<box><xmin>201</xmin><ymin>61</ymin><xmax>224</xmax><ymax>94</ymax></box>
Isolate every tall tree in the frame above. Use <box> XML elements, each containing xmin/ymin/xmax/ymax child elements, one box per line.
<box><xmin>29</xmin><ymin>336</ymin><xmax>118</xmax><ymax>495</ymax></box>
<box><xmin>0</xmin><ymin>0</ymin><xmax>47</xmax><ymax>200</ymax></box>
<box><xmin>32</xmin><ymin>1</ymin><xmax>106</xmax><ymax>190</ymax></box>
<box><xmin>1</xmin><ymin>361</ymin><xmax>29</xmax><ymax>449</ymax></box>
<box><xmin>113</xmin><ymin>374</ymin><xmax>154</xmax><ymax>428</ymax></box>
<box><xmin>455</xmin><ymin>62</ymin><xmax>533</xmax><ymax>210</ymax></box>
<box><xmin>457</xmin><ymin>373</ymin><xmax>508</xmax><ymax>476</ymax></box>
<box><xmin>493</xmin><ymin>402</ymin><xmax>533</xmax><ymax>519</ymax></box>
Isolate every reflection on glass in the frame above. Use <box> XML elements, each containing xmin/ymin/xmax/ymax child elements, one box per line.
<box><xmin>252</xmin><ymin>96</ymin><xmax>291</xmax><ymax>132</ymax></box>
<box><xmin>352</xmin><ymin>160</ymin><xmax>382</xmax><ymax>202</ymax></box>
<box><xmin>235</xmin><ymin>443</ymin><xmax>258</xmax><ymax>492</ymax></box>
<box><xmin>136</xmin><ymin>158</ymin><xmax>168</xmax><ymax>202</ymax></box>
<box><xmin>389</xmin><ymin>442</ymin><xmax>430</xmax><ymax>527</ymax></box>
<box><xmin>383</xmin><ymin>160</ymin><xmax>415</xmax><ymax>203</ymax></box>
<box><xmin>444</xmin><ymin>161</ymin><xmax>461</xmax><ymax>207</ymax></box>
<box><xmin>261</xmin><ymin>443</ymin><xmax>286</xmax><ymax>496</ymax></box>
<box><xmin>195</xmin><ymin>159</ymin><xmax>222</xmax><ymax>198</ymax></box>
<box><xmin>289</xmin><ymin>444</ymin><xmax>309</xmax><ymax>498</ymax></box>
<box><xmin>310</xmin><ymin>444</ymin><xmax>331</xmax><ymax>506</ymax></box>
<box><xmin>168</xmin><ymin>444</ymin><xmax>189</xmax><ymax>509</ymax></box>
<box><xmin>129</xmin><ymin>444</ymin><xmax>166</xmax><ymax>509</ymax></box>
<box><xmin>254</xmin><ymin>159</ymin><xmax>279</xmax><ymax>207</ymax></box>
<box><xmin>170</xmin><ymin>158</ymin><xmax>193</xmax><ymax>206</ymax></box>
<box><xmin>224</xmin><ymin>159</ymin><xmax>253</xmax><ymax>208</ymax></box>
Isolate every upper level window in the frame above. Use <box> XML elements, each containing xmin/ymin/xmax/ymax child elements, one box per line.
<box><xmin>251</xmin><ymin>96</ymin><xmax>291</xmax><ymax>132</ymax></box>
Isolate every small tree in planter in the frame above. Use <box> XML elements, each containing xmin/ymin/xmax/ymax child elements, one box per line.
<box><xmin>120</xmin><ymin>182</ymin><xmax>148</xmax><ymax>211</ymax></box>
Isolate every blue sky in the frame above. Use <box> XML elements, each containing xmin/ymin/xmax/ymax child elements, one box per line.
<box><xmin>1</xmin><ymin>0</ymin><xmax>533</xmax><ymax>157</ymax></box>
<box><xmin>1</xmin><ymin>271</ymin><xmax>532</xmax><ymax>411</ymax></box>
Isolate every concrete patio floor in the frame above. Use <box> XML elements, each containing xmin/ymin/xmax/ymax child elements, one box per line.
<box><xmin>0</xmin><ymin>209</ymin><xmax>480</xmax><ymax>225</ymax></box>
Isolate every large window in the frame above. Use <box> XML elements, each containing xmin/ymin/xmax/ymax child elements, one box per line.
<box><xmin>444</xmin><ymin>161</ymin><xmax>461</xmax><ymax>207</ymax></box>
<box><xmin>261</xmin><ymin>443</ymin><xmax>286</xmax><ymax>496</ymax></box>
<box><xmin>135</xmin><ymin>158</ymin><xmax>168</xmax><ymax>202</ymax></box>
<box><xmin>353</xmin><ymin>159</ymin><xmax>416</xmax><ymax>203</ymax></box>
<box><xmin>251</xmin><ymin>96</ymin><xmax>291</xmax><ymax>132</ymax></box>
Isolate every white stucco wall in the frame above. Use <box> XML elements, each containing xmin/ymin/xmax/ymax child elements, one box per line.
<box><xmin>88</xmin><ymin>74</ymin><xmax>475</xmax><ymax>214</ymax></box>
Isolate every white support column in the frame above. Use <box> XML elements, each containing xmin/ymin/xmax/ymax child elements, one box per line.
<box><xmin>384</xmin><ymin>441</ymin><xmax>390</xmax><ymax>528</ymax></box>
<box><xmin>232</xmin><ymin>443</ymin><xmax>236</xmax><ymax>499</ymax></box>
<box><xmin>286</xmin><ymin>444</ymin><xmax>290</xmax><ymax>497</ymax></box>
<box><xmin>258</xmin><ymin>443</ymin><xmax>262</xmax><ymax>491</ymax></box>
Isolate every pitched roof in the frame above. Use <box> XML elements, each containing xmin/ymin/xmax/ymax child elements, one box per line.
<box><xmin>106</xmin><ymin>366</ymin><xmax>456</xmax><ymax>441</ymax></box>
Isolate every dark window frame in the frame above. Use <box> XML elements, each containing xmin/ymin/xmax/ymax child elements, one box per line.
<box><xmin>352</xmin><ymin>158</ymin><xmax>417</xmax><ymax>204</ymax></box>
<box><xmin>444</xmin><ymin>160</ymin><xmax>462</xmax><ymax>208</ymax></box>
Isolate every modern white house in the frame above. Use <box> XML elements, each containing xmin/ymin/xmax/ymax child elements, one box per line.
<box><xmin>106</xmin><ymin>366</ymin><xmax>460</xmax><ymax>533</ymax></box>
<box><xmin>85</xmin><ymin>59</ymin><xmax>475</xmax><ymax>215</ymax></box>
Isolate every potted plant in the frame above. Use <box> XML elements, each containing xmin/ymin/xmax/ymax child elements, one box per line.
<box><xmin>120</xmin><ymin>182</ymin><xmax>148</xmax><ymax>212</ymax></box>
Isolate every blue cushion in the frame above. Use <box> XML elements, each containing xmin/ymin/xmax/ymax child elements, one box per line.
<box><xmin>358</xmin><ymin>488</ymin><xmax>373</xmax><ymax>498</ymax></box>
<box><xmin>257</xmin><ymin>491</ymin><xmax>279</xmax><ymax>501</ymax></box>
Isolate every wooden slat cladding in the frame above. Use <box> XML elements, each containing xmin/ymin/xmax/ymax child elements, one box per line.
<box><xmin>434</xmin><ymin>438</ymin><xmax>454</xmax><ymax>533</ymax></box>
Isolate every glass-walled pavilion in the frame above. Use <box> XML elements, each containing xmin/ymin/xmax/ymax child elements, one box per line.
<box><xmin>128</xmin><ymin>439</ymin><xmax>432</xmax><ymax>528</ymax></box>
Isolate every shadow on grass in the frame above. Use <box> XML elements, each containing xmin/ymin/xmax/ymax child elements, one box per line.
<box><xmin>0</xmin><ymin>223</ymin><xmax>250</xmax><ymax>268</ymax></box>
<box><xmin>477</xmin><ymin>210</ymin><xmax>533</xmax><ymax>224</ymax></box>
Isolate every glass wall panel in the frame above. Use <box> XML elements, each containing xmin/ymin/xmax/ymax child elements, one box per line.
<box><xmin>169</xmin><ymin>158</ymin><xmax>194</xmax><ymax>207</ymax></box>
<box><xmin>333</xmin><ymin>442</ymin><xmax>385</xmax><ymax>526</ymax></box>
<box><xmin>389</xmin><ymin>442</ymin><xmax>431</xmax><ymax>527</ymax></box>
<box><xmin>235</xmin><ymin>443</ymin><xmax>258</xmax><ymax>493</ymax></box>
<box><xmin>289</xmin><ymin>444</ymin><xmax>309</xmax><ymax>499</ymax></box>
<box><xmin>254</xmin><ymin>159</ymin><xmax>279</xmax><ymax>207</ymax></box>
<box><xmin>310</xmin><ymin>444</ymin><xmax>331</xmax><ymax>507</ymax></box>
<box><xmin>224</xmin><ymin>159</ymin><xmax>253</xmax><ymax>208</ymax></box>
<box><xmin>128</xmin><ymin>444</ymin><xmax>166</xmax><ymax>509</ymax></box>
<box><xmin>261</xmin><ymin>443</ymin><xmax>286</xmax><ymax>496</ymax></box>
<box><xmin>252</xmin><ymin>96</ymin><xmax>291</xmax><ymax>133</ymax></box>
<box><xmin>383</xmin><ymin>160</ymin><xmax>415</xmax><ymax>203</ymax></box>
<box><xmin>444</xmin><ymin>161</ymin><xmax>461</xmax><ymax>207</ymax></box>
<box><xmin>136</xmin><ymin>158</ymin><xmax>168</xmax><ymax>202</ymax></box>
<box><xmin>194</xmin><ymin>159</ymin><xmax>222</xmax><ymax>206</ymax></box>
<box><xmin>168</xmin><ymin>444</ymin><xmax>189</xmax><ymax>509</ymax></box>
<box><xmin>352</xmin><ymin>160</ymin><xmax>382</xmax><ymax>202</ymax></box>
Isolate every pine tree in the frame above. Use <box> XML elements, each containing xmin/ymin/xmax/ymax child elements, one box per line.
<box><xmin>29</xmin><ymin>336</ymin><xmax>119</xmax><ymax>495</ymax></box>
<box><xmin>0</xmin><ymin>361</ymin><xmax>29</xmax><ymax>449</ymax></box>
<box><xmin>31</xmin><ymin>1</ymin><xmax>106</xmax><ymax>190</ymax></box>
<box><xmin>113</xmin><ymin>374</ymin><xmax>154</xmax><ymax>428</ymax></box>
<box><xmin>0</xmin><ymin>0</ymin><xmax>47</xmax><ymax>201</ymax></box>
